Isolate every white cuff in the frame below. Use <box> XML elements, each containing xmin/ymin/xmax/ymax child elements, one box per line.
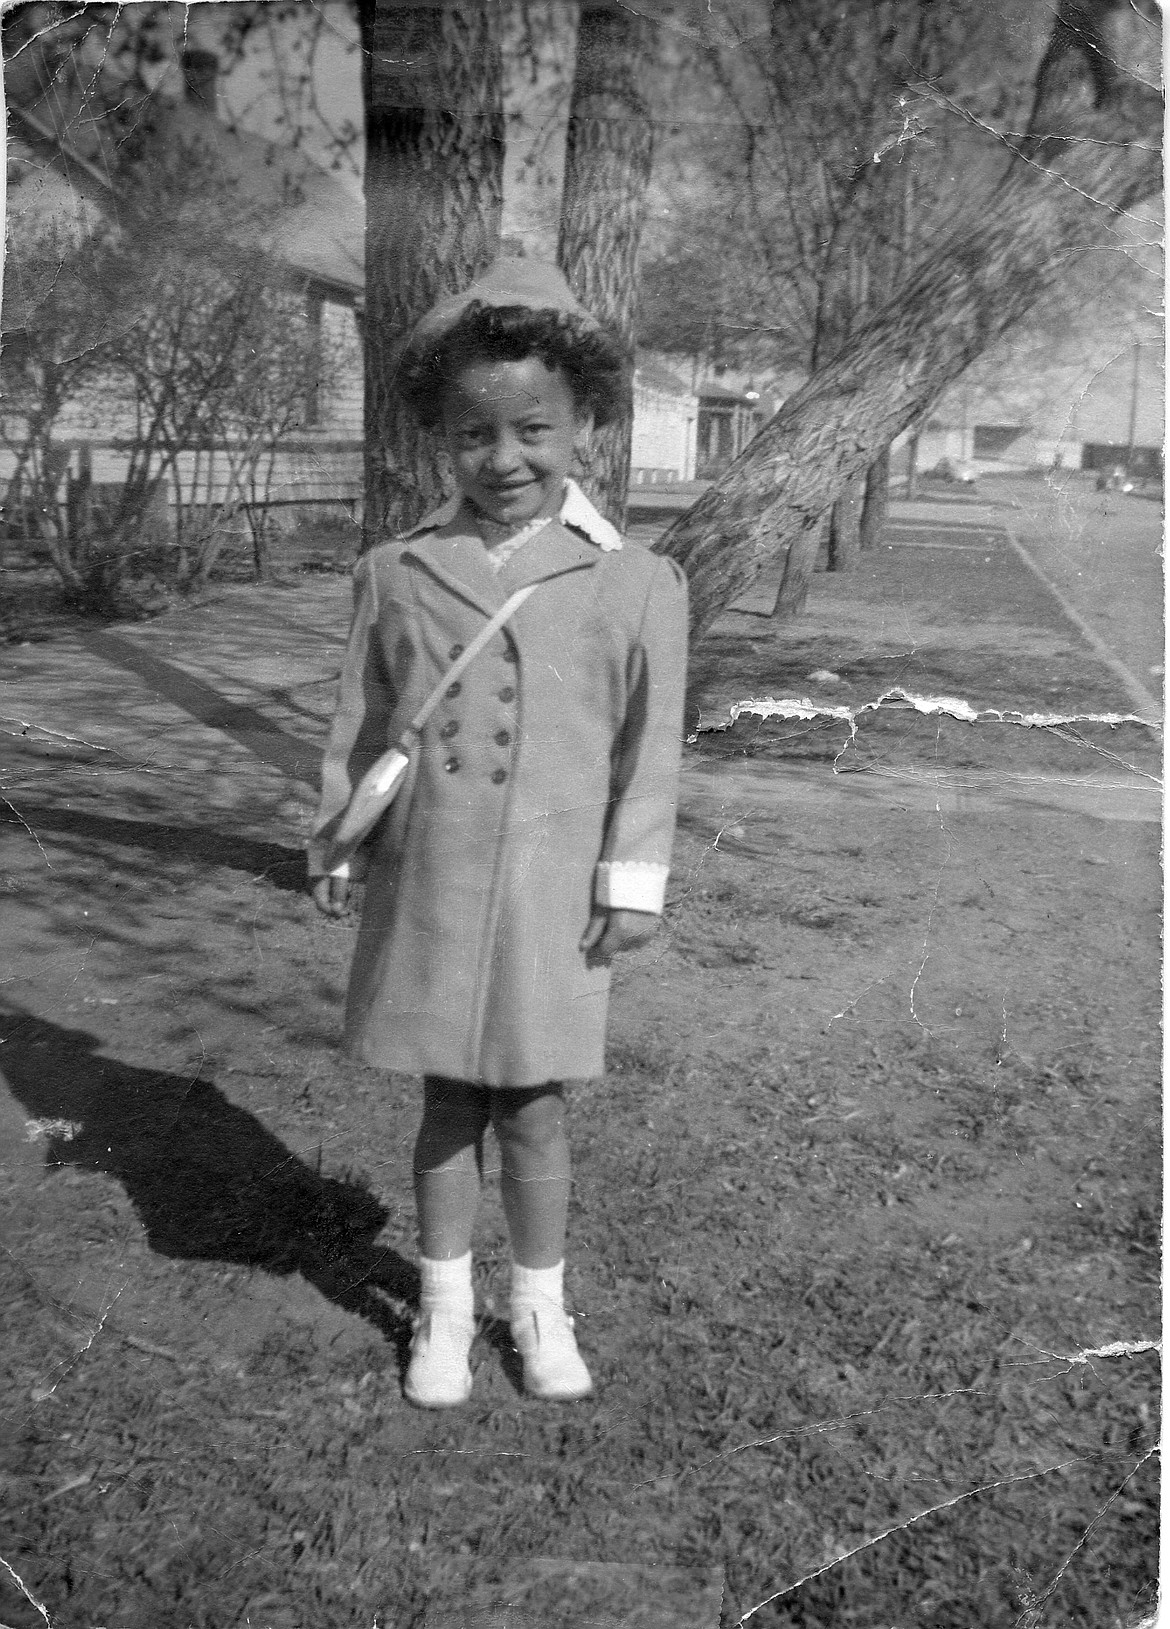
<box><xmin>594</xmin><ymin>860</ymin><xmax>668</xmax><ymax>913</ymax></box>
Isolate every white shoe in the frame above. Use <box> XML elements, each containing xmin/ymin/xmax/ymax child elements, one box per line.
<box><xmin>404</xmin><ymin>1310</ymin><xmax>475</xmax><ymax>1408</ymax></box>
<box><xmin>511</xmin><ymin>1305</ymin><xmax>593</xmax><ymax>1401</ymax></box>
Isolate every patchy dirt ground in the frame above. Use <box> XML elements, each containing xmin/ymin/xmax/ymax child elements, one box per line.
<box><xmin>0</xmin><ymin>482</ymin><xmax>1160</xmax><ymax>1628</ymax></box>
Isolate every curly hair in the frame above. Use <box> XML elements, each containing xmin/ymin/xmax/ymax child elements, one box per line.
<box><xmin>400</xmin><ymin>302</ymin><xmax>628</xmax><ymax>430</ymax></box>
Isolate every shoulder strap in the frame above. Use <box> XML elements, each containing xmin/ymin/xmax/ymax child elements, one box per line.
<box><xmin>404</xmin><ymin>583</ymin><xmax>538</xmax><ymax>740</ymax></box>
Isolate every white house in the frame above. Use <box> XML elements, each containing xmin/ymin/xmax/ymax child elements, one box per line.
<box><xmin>3</xmin><ymin>43</ymin><xmax>366</xmax><ymax>531</ymax></box>
<box><xmin>630</xmin><ymin>358</ymin><xmax>698</xmax><ymax>485</ymax></box>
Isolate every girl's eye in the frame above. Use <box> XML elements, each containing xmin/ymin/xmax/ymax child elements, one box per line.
<box><xmin>520</xmin><ymin>424</ymin><xmax>551</xmax><ymax>442</ymax></box>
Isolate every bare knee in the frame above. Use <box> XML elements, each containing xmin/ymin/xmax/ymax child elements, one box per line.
<box><xmin>414</xmin><ymin>1076</ymin><xmax>492</xmax><ymax>1171</ymax></box>
<box><xmin>492</xmin><ymin>1086</ymin><xmax>568</xmax><ymax>1173</ymax></box>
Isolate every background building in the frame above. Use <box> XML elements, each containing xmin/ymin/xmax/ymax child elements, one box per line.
<box><xmin>630</xmin><ymin>358</ymin><xmax>698</xmax><ymax>485</ymax></box>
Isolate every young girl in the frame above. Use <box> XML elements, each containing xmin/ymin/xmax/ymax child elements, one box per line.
<box><xmin>308</xmin><ymin>260</ymin><xmax>687</xmax><ymax>1408</ymax></box>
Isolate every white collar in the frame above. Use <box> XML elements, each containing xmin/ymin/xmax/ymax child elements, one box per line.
<box><xmin>404</xmin><ymin>478</ymin><xmax>623</xmax><ymax>551</ymax></box>
<box><xmin>559</xmin><ymin>479</ymin><xmax>623</xmax><ymax>552</ymax></box>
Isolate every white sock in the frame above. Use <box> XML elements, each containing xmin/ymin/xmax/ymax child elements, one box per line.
<box><xmin>511</xmin><ymin>1259</ymin><xmax>565</xmax><ymax>1323</ymax></box>
<box><xmin>418</xmin><ymin>1252</ymin><xmax>474</xmax><ymax>1321</ymax></box>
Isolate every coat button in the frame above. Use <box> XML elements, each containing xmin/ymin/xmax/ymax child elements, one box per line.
<box><xmin>444</xmin><ymin>756</ymin><xmax>461</xmax><ymax>773</ymax></box>
<box><xmin>440</xmin><ymin>720</ymin><xmax>459</xmax><ymax>740</ymax></box>
<box><xmin>446</xmin><ymin>681</ymin><xmax>462</xmax><ymax>699</ymax></box>
<box><xmin>491</xmin><ymin>768</ymin><xmax>507</xmax><ymax>785</ymax></box>
<box><xmin>498</xmin><ymin>685</ymin><xmax>515</xmax><ymax>703</ymax></box>
<box><xmin>494</xmin><ymin>729</ymin><xmax>511</xmax><ymax>747</ymax></box>
<box><xmin>448</xmin><ymin>643</ymin><xmax>464</xmax><ymax>661</ymax></box>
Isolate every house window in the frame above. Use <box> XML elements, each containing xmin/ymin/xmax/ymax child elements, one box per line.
<box><xmin>1082</xmin><ymin>443</ymin><xmax>1162</xmax><ymax>477</ymax></box>
<box><xmin>972</xmin><ymin>425</ymin><xmax>1025</xmax><ymax>458</ymax></box>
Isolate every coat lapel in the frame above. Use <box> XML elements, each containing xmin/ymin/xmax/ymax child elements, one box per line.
<box><xmin>404</xmin><ymin>514</ymin><xmax>600</xmax><ymax>613</ymax></box>
<box><xmin>495</xmin><ymin>519</ymin><xmax>599</xmax><ymax>592</ymax></box>
<box><xmin>402</xmin><ymin>522</ymin><xmax>506</xmax><ymax>617</ymax></box>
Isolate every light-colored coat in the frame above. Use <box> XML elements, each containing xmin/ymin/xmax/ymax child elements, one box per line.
<box><xmin>310</xmin><ymin>499</ymin><xmax>688</xmax><ymax>1087</ymax></box>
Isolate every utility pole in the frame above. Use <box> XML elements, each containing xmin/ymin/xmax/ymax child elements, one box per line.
<box><xmin>1125</xmin><ymin>340</ymin><xmax>1140</xmax><ymax>474</ymax></box>
<box><xmin>960</xmin><ymin>375</ymin><xmax>971</xmax><ymax>464</ymax></box>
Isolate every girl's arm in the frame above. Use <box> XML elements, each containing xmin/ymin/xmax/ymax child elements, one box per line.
<box><xmin>589</xmin><ymin>555</ymin><xmax>689</xmax><ymax>952</ymax></box>
<box><xmin>306</xmin><ymin>554</ymin><xmax>399</xmax><ymax>895</ymax></box>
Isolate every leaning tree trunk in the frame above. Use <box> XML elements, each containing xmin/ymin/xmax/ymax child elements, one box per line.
<box><xmin>360</xmin><ymin>0</ymin><xmax>504</xmax><ymax>541</ymax></box>
<box><xmin>859</xmin><ymin>448</ymin><xmax>889</xmax><ymax>550</ymax></box>
<box><xmin>556</xmin><ymin>0</ymin><xmax>655</xmax><ymax>529</ymax></box>
<box><xmin>655</xmin><ymin>6</ymin><xmax>1161</xmax><ymax>643</ymax></box>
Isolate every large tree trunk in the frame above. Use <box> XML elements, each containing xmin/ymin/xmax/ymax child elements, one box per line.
<box><xmin>360</xmin><ymin>0</ymin><xmax>504</xmax><ymax>541</ymax></box>
<box><xmin>556</xmin><ymin>0</ymin><xmax>655</xmax><ymax>529</ymax></box>
<box><xmin>904</xmin><ymin>428</ymin><xmax>922</xmax><ymax>501</ymax></box>
<box><xmin>772</xmin><ymin>517</ymin><xmax>825</xmax><ymax>621</ymax></box>
<box><xmin>859</xmin><ymin>449</ymin><xmax>889</xmax><ymax>550</ymax></box>
<box><xmin>827</xmin><ymin>473</ymin><xmax>863</xmax><ymax>572</ymax></box>
<box><xmin>656</xmin><ymin>9</ymin><xmax>1161</xmax><ymax>643</ymax></box>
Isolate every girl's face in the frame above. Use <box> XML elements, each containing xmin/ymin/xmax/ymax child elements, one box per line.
<box><xmin>441</xmin><ymin>356</ymin><xmax>589</xmax><ymax>529</ymax></box>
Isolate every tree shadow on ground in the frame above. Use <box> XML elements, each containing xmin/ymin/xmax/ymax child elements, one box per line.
<box><xmin>76</xmin><ymin>628</ymin><xmax>319</xmax><ymax>785</ymax></box>
<box><xmin>1</xmin><ymin>804</ymin><xmax>307</xmax><ymax>892</ymax></box>
<box><xmin>0</xmin><ymin>1005</ymin><xmax>418</xmax><ymax>1354</ymax></box>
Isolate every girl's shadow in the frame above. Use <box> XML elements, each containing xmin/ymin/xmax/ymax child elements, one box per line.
<box><xmin>0</xmin><ymin>1005</ymin><xmax>419</xmax><ymax>1360</ymax></box>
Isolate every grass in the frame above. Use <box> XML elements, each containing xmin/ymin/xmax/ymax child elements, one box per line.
<box><xmin>0</xmin><ymin>799</ymin><xmax>1159</xmax><ymax>1628</ymax></box>
<box><xmin>0</xmin><ymin>479</ymin><xmax>1160</xmax><ymax>1628</ymax></box>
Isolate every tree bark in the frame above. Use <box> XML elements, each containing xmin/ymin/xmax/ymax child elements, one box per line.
<box><xmin>859</xmin><ymin>448</ymin><xmax>889</xmax><ymax>549</ymax></box>
<box><xmin>655</xmin><ymin>11</ymin><xmax>1161</xmax><ymax>644</ymax></box>
<box><xmin>827</xmin><ymin>473</ymin><xmax>863</xmax><ymax>572</ymax></box>
<box><xmin>556</xmin><ymin>0</ymin><xmax>655</xmax><ymax>529</ymax></box>
<box><xmin>360</xmin><ymin>0</ymin><xmax>504</xmax><ymax>541</ymax></box>
<box><xmin>904</xmin><ymin>428</ymin><xmax>921</xmax><ymax>501</ymax></box>
<box><xmin>772</xmin><ymin>517</ymin><xmax>824</xmax><ymax>621</ymax></box>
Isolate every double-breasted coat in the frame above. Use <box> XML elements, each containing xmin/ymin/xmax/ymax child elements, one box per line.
<box><xmin>308</xmin><ymin>487</ymin><xmax>688</xmax><ymax>1088</ymax></box>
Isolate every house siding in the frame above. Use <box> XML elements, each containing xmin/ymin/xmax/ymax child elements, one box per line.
<box><xmin>314</xmin><ymin>301</ymin><xmax>364</xmax><ymax>440</ymax></box>
<box><xmin>630</xmin><ymin>367</ymin><xmax>698</xmax><ymax>484</ymax></box>
<box><xmin>1</xmin><ymin>298</ymin><xmax>366</xmax><ymax>521</ymax></box>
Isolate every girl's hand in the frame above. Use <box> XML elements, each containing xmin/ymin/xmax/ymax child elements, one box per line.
<box><xmin>312</xmin><ymin>875</ymin><xmax>352</xmax><ymax>917</ymax></box>
<box><xmin>579</xmin><ymin>908</ymin><xmax>658</xmax><ymax>968</ymax></box>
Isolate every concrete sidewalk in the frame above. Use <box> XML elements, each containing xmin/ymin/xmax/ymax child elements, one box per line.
<box><xmin>999</xmin><ymin>477</ymin><xmax>1164</xmax><ymax>698</ymax></box>
<box><xmin>630</xmin><ymin>476</ymin><xmax>1162</xmax><ymax>719</ymax></box>
<box><xmin>1</xmin><ymin>579</ymin><xmax>352</xmax><ymax>852</ymax></box>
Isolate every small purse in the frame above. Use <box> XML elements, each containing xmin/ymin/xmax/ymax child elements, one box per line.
<box><xmin>325</xmin><ymin>581</ymin><xmax>539</xmax><ymax>870</ymax></box>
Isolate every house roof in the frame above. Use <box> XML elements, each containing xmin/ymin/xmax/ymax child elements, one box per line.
<box><xmin>7</xmin><ymin>69</ymin><xmax>364</xmax><ymax>307</ymax></box>
<box><xmin>699</xmin><ymin>380</ymin><xmax>755</xmax><ymax>405</ymax></box>
<box><xmin>154</xmin><ymin>102</ymin><xmax>364</xmax><ymax>302</ymax></box>
<box><xmin>635</xmin><ymin>356</ymin><xmax>693</xmax><ymax>397</ymax></box>
<box><xmin>700</xmin><ymin>377</ymin><xmax>775</xmax><ymax>407</ymax></box>
<box><xmin>4</xmin><ymin>135</ymin><xmax>101</xmax><ymax>238</ymax></box>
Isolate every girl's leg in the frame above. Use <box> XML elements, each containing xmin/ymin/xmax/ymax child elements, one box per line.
<box><xmin>491</xmin><ymin>1085</ymin><xmax>570</xmax><ymax>1268</ymax></box>
<box><xmin>414</xmin><ymin>1075</ymin><xmax>492</xmax><ymax>1259</ymax></box>
<box><xmin>492</xmin><ymin>1085</ymin><xmax>592</xmax><ymax>1400</ymax></box>
<box><xmin>406</xmin><ymin>1077</ymin><xmax>491</xmax><ymax>1410</ymax></box>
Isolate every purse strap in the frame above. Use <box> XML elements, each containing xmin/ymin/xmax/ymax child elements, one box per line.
<box><xmin>402</xmin><ymin>582</ymin><xmax>538</xmax><ymax>742</ymax></box>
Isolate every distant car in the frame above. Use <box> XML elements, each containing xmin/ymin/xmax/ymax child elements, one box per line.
<box><xmin>927</xmin><ymin>457</ymin><xmax>978</xmax><ymax>485</ymax></box>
